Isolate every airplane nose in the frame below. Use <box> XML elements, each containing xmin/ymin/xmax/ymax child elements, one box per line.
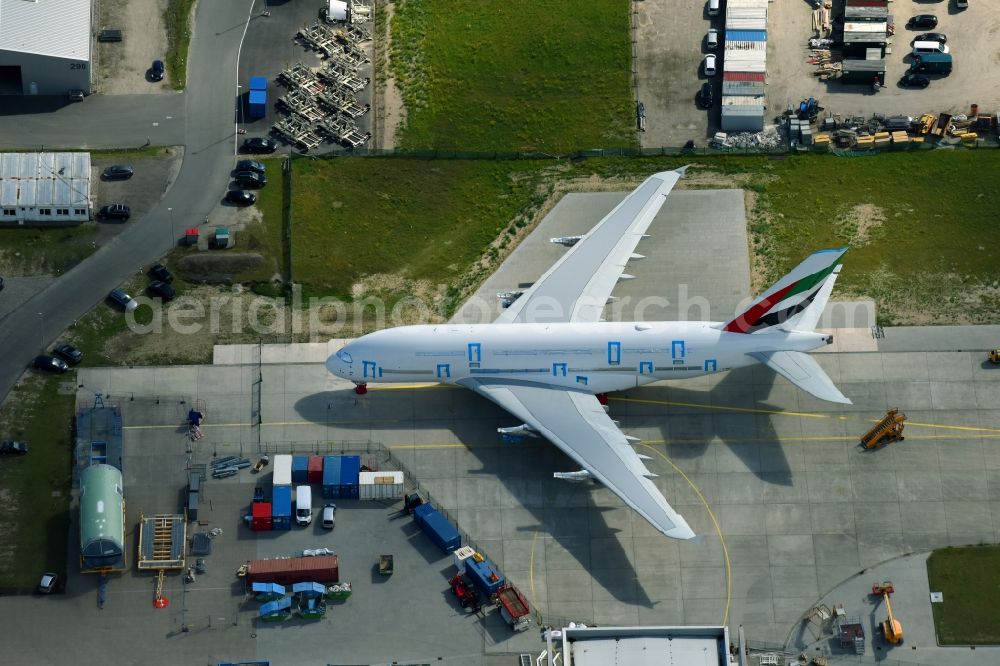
<box><xmin>326</xmin><ymin>346</ymin><xmax>355</xmax><ymax>379</ymax></box>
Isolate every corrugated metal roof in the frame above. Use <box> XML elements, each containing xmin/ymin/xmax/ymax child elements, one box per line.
<box><xmin>726</xmin><ymin>30</ymin><xmax>767</xmax><ymax>41</ymax></box>
<box><xmin>842</xmin><ymin>58</ymin><xmax>886</xmax><ymax>71</ymax></box>
<box><xmin>847</xmin><ymin>0</ymin><xmax>887</xmax><ymax>6</ymax></box>
<box><xmin>726</xmin><ymin>0</ymin><xmax>769</xmax><ymax>7</ymax></box>
<box><xmin>0</xmin><ymin>152</ymin><xmax>91</xmax><ymax>207</ymax></box>
<box><xmin>723</xmin><ymin>80</ymin><xmax>766</xmax><ymax>96</ymax></box>
<box><xmin>726</xmin><ymin>40</ymin><xmax>767</xmax><ymax>52</ymax></box>
<box><xmin>726</xmin><ymin>8</ymin><xmax>767</xmax><ymax>20</ymax></box>
<box><xmin>845</xmin><ymin>21</ymin><xmax>887</xmax><ymax>32</ymax></box>
<box><xmin>721</xmin><ymin>95</ymin><xmax>765</xmax><ymax>107</ymax></box>
<box><xmin>845</xmin><ymin>6</ymin><xmax>888</xmax><ymax>19</ymax></box>
<box><xmin>0</xmin><ymin>0</ymin><xmax>91</xmax><ymax>61</ymax></box>
<box><xmin>724</xmin><ymin>71</ymin><xmax>766</xmax><ymax>82</ymax></box>
<box><xmin>723</xmin><ymin>60</ymin><xmax>766</xmax><ymax>73</ymax></box>
<box><xmin>726</xmin><ymin>18</ymin><xmax>767</xmax><ymax>29</ymax></box>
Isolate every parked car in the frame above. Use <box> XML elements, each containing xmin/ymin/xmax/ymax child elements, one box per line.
<box><xmin>322</xmin><ymin>503</ymin><xmax>336</xmax><ymax>529</ymax></box>
<box><xmin>150</xmin><ymin>59</ymin><xmax>165</xmax><ymax>81</ymax></box>
<box><xmin>236</xmin><ymin>159</ymin><xmax>266</xmax><ymax>175</ymax></box>
<box><xmin>108</xmin><ymin>288</ymin><xmax>139</xmax><ymax>312</ymax></box>
<box><xmin>699</xmin><ymin>82</ymin><xmax>714</xmax><ymax>108</ymax></box>
<box><xmin>242</xmin><ymin>137</ymin><xmax>276</xmax><ymax>154</ymax></box>
<box><xmin>914</xmin><ymin>32</ymin><xmax>947</xmax><ymax>44</ymax></box>
<box><xmin>234</xmin><ymin>171</ymin><xmax>267</xmax><ymax>188</ymax></box>
<box><xmin>33</xmin><ymin>355</ymin><xmax>68</xmax><ymax>373</ymax></box>
<box><xmin>148</xmin><ymin>263</ymin><xmax>173</xmax><ymax>282</ymax></box>
<box><xmin>907</xmin><ymin>15</ymin><xmax>937</xmax><ymax>29</ymax></box>
<box><xmin>68</xmin><ymin>89</ymin><xmax>85</xmax><ymax>102</ymax></box>
<box><xmin>102</xmin><ymin>164</ymin><xmax>134</xmax><ymax>180</ymax></box>
<box><xmin>53</xmin><ymin>344</ymin><xmax>83</xmax><ymax>365</ymax></box>
<box><xmin>899</xmin><ymin>72</ymin><xmax>930</xmax><ymax>88</ymax></box>
<box><xmin>37</xmin><ymin>572</ymin><xmax>57</xmax><ymax>594</ymax></box>
<box><xmin>706</xmin><ymin>28</ymin><xmax>719</xmax><ymax>50</ymax></box>
<box><xmin>224</xmin><ymin>190</ymin><xmax>256</xmax><ymax>206</ymax></box>
<box><xmin>703</xmin><ymin>53</ymin><xmax>717</xmax><ymax>76</ymax></box>
<box><xmin>98</xmin><ymin>204</ymin><xmax>131</xmax><ymax>221</ymax></box>
<box><xmin>147</xmin><ymin>280</ymin><xmax>175</xmax><ymax>301</ymax></box>
<box><xmin>0</xmin><ymin>441</ymin><xmax>28</xmax><ymax>455</ymax></box>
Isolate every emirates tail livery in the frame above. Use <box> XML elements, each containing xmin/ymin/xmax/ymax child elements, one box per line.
<box><xmin>327</xmin><ymin>168</ymin><xmax>850</xmax><ymax>540</ymax></box>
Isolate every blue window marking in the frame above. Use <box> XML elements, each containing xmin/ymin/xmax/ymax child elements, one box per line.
<box><xmin>378</xmin><ymin>367</ymin><xmax>383</xmax><ymax>378</ymax></box>
<box><xmin>704</xmin><ymin>359</ymin><xmax>717</xmax><ymax>372</ymax></box>
<box><xmin>436</xmin><ymin>363</ymin><xmax>451</xmax><ymax>379</ymax></box>
<box><xmin>576</xmin><ymin>375</ymin><xmax>589</xmax><ymax>386</ymax></box>
<box><xmin>467</xmin><ymin>342</ymin><xmax>481</xmax><ymax>368</ymax></box>
<box><xmin>639</xmin><ymin>361</ymin><xmax>654</xmax><ymax>374</ymax></box>
<box><xmin>553</xmin><ymin>363</ymin><xmax>567</xmax><ymax>377</ymax></box>
<box><xmin>362</xmin><ymin>360</ymin><xmax>377</xmax><ymax>378</ymax></box>
<box><xmin>671</xmin><ymin>340</ymin><xmax>686</xmax><ymax>359</ymax></box>
<box><xmin>607</xmin><ymin>341</ymin><xmax>621</xmax><ymax>365</ymax></box>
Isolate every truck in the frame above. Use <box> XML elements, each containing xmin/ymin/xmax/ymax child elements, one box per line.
<box><xmin>910</xmin><ymin>53</ymin><xmax>952</xmax><ymax>75</ymax></box>
<box><xmin>496</xmin><ymin>584</ymin><xmax>531</xmax><ymax>632</ymax></box>
<box><xmin>239</xmin><ymin>555</ymin><xmax>339</xmax><ymax>586</ymax></box>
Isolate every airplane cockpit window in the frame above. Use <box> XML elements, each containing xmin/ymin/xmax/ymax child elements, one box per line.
<box><xmin>336</xmin><ymin>350</ymin><xmax>353</xmax><ymax>363</ymax></box>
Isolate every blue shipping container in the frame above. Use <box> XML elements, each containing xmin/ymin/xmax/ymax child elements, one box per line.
<box><xmin>340</xmin><ymin>455</ymin><xmax>360</xmax><ymax>498</ymax></box>
<box><xmin>322</xmin><ymin>456</ymin><xmax>341</xmax><ymax>499</ymax></box>
<box><xmin>465</xmin><ymin>557</ymin><xmax>505</xmax><ymax>596</ymax></box>
<box><xmin>272</xmin><ymin>485</ymin><xmax>292</xmax><ymax>530</ymax></box>
<box><xmin>248</xmin><ymin>90</ymin><xmax>267</xmax><ymax>120</ymax></box>
<box><xmin>726</xmin><ymin>29</ymin><xmax>767</xmax><ymax>42</ymax></box>
<box><xmin>291</xmin><ymin>456</ymin><xmax>309</xmax><ymax>484</ymax></box>
<box><xmin>412</xmin><ymin>502</ymin><xmax>435</xmax><ymax>530</ymax></box>
<box><xmin>249</xmin><ymin>75</ymin><xmax>267</xmax><ymax>92</ymax></box>
<box><xmin>418</xmin><ymin>506</ymin><xmax>461</xmax><ymax>552</ymax></box>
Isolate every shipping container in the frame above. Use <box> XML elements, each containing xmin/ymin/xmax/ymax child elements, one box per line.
<box><xmin>308</xmin><ymin>456</ymin><xmax>324</xmax><ymax>484</ymax></box>
<box><xmin>339</xmin><ymin>455</ymin><xmax>360</xmax><ymax>498</ymax></box>
<box><xmin>248</xmin><ymin>90</ymin><xmax>267</xmax><ymax>120</ymax></box>
<box><xmin>244</xmin><ymin>555</ymin><xmax>339</xmax><ymax>586</ymax></box>
<box><xmin>251</xmin><ymin>502</ymin><xmax>273</xmax><ymax>532</ymax></box>
<box><xmin>465</xmin><ymin>557</ymin><xmax>505</xmax><ymax>596</ymax></box>
<box><xmin>292</xmin><ymin>455</ymin><xmax>309</xmax><ymax>483</ymax></box>
<box><xmin>272</xmin><ymin>484</ymin><xmax>292</xmax><ymax>530</ymax></box>
<box><xmin>322</xmin><ymin>456</ymin><xmax>341</xmax><ymax>498</ymax></box>
<box><xmin>359</xmin><ymin>471</ymin><xmax>404</xmax><ymax>500</ymax></box>
<box><xmin>726</xmin><ymin>30</ymin><xmax>766</xmax><ymax>42</ymax></box>
<box><xmin>249</xmin><ymin>75</ymin><xmax>267</xmax><ymax>92</ymax></box>
<box><xmin>273</xmin><ymin>454</ymin><xmax>292</xmax><ymax>486</ymax></box>
<box><xmin>412</xmin><ymin>501</ymin><xmax>434</xmax><ymax>529</ymax></box>
<box><xmin>415</xmin><ymin>505</ymin><xmax>461</xmax><ymax>552</ymax></box>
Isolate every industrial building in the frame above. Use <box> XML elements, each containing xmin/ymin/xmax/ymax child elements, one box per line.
<box><xmin>0</xmin><ymin>152</ymin><xmax>92</xmax><ymax>225</ymax></box>
<box><xmin>541</xmin><ymin>625</ymin><xmax>743</xmax><ymax>666</ymax></box>
<box><xmin>720</xmin><ymin>0</ymin><xmax>768</xmax><ymax>132</ymax></box>
<box><xmin>0</xmin><ymin>0</ymin><xmax>92</xmax><ymax>96</ymax></box>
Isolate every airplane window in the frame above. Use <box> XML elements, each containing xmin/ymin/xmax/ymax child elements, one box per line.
<box><xmin>337</xmin><ymin>350</ymin><xmax>353</xmax><ymax>363</ymax></box>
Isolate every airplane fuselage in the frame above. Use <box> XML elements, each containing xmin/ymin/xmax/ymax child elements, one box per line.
<box><xmin>327</xmin><ymin>322</ymin><xmax>832</xmax><ymax>394</ymax></box>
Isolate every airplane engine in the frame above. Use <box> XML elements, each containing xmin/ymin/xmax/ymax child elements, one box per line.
<box><xmin>553</xmin><ymin>470</ymin><xmax>594</xmax><ymax>482</ymax></box>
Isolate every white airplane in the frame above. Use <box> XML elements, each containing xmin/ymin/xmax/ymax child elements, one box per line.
<box><xmin>326</xmin><ymin>168</ymin><xmax>850</xmax><ymax>540</ymax></box>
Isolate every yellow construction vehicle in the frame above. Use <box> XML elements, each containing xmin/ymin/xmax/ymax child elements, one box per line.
<box><xmin>872</xmin><ymin>582</ymin><xmax>903</xmax><ymax>645</ymax></box>
<box><xmin>988</xmin><ymin>349</ymin><xmax>1000</xmax><ymax>365</ymax></box>
<box><xmin>861</xmin><ymin>409</ymin><xmax>906</xmax><ymax>449</ymax></box>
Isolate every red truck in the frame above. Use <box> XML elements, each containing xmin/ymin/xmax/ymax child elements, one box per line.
<box><xmin>496</xmin><ymin>584</ymin><xmax>531</xmax><ymax>632</ymax></box>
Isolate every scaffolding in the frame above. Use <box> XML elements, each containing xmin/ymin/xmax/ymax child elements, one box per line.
<box><xmin>137</xmin><ymin>513</ymin><xmax>187</xmax><ymax>570</ymax></box>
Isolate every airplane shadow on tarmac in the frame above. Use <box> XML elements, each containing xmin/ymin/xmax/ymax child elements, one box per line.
<box><xmin>293</xmin><ymin>364</ymin><xmax>790</xmax><ymax>611</ymax></box>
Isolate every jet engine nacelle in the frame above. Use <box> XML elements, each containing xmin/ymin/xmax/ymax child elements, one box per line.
<box><xmin>553</xmin><ymin>470</ymin><xmax>594</xmax><ymax>482</ymax></box>
<box><xmin>550</xmin><ymin>235</ymin><xmax>583</xmax><ymax>247</ymax></box>
<box><xmin>498</xmin><ymin>424</ymin><xmax>539</xmax><ymax>437</ymax></box>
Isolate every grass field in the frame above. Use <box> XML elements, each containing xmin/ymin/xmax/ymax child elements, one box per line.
<box><xmin>0</xmin><ymin>375</ymin><xmax>75</xmax><ymax>593</ymax></box>
<box><xmin>164</xmin><ymin>0</ymin><xmax>196</xmax><ymax>90</ymax></box>
<box><xmin>927</xmin><ymin>546</ymin><xmax>1000</xmax><ymax>645</ymax></box>
<box><xmin>390</xmin><ymin>0</ymin><xmax>635</xmax><ymax>152</ymax></box>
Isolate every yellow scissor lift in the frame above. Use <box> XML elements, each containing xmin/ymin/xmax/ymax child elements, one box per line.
<box><xmin>138</xmin><ymin>513</ymin><xmax>187</xmax><ymax>609</ymax></box>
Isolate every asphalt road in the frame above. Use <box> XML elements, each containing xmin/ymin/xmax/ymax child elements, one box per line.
<box><xmin>0</xmin><ymin>0</ymin><xmax>259</xmax><ymax>400</ymax></box>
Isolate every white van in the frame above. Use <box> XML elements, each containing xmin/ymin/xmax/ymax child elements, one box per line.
<box><xmin>912</xmin><ymin>41</ymin><xmax>949</xmax><ymax>55</ymax></box>
<box><xmin>708</xmin><ymin>0</ymin><xmax>720</xmax><ymax>16</ymax></box>
<box><xmin>295</xmin><ymin>485</ymin><xmax>312</xmax><ymax>526</ymax></box>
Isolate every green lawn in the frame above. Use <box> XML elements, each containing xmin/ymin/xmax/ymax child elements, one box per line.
<box><xmin>927</xmin><ymin>546</ymin><xmax>1000</xmax><ymax>645</ymax></box>
<box><xmin>0</xmin><ymin>375</ymin><xmax>75</xmax><ymax>593</ymax></box>
<box><xmin>164</xmin><ymin>0</ymin><xmax>196</xmax><ymax>90</ymax></box>
<box><xmin>390</xmin><ymin>0</ymin><xmax>635</xmax><ymax>152</ymax></box>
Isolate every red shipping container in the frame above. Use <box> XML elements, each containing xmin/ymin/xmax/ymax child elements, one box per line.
<box><xmin>307</xmin><ymin>456</ymin><xmax>323</xmax><ymax>484</ymax></box>
<box><xmin>251</xmin><ymin>502</ymin><xmax>273</xmax><ymax>531</ymax></box>
<box><xmin>244</xmin><ymin>555</ymin><xmax>339</xmax><ymax>585</ymax></box>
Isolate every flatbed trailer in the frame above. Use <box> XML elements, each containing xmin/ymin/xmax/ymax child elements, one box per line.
<box><xmin>496</xmin><ymin>584</ymin><xmax>531</xmax><ymax>631</ymax></box>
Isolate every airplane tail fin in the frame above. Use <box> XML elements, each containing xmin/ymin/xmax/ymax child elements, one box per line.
<box><xmin>722</xmin><ymin>248</ymin><xmax>847</xmax><ymax>334</ymax></box>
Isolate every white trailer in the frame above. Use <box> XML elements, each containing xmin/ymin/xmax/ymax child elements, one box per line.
<box><xmin>273</xmin><ymin>454</ymin><xmax>293</xmax><ymax>486</ymax></box>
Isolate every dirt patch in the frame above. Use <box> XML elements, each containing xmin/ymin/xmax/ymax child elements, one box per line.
<box><xmin>835</xmin><ymin>203</ymin><xmax>886</xmax><ymax>247</ymax></box>
<box><xmin>176</xmin><ymin>253</ymin><xmax>267</xmax><ymax>283</ymax></box>
<box><xmin>96</xmin><ymin>0</ymin><xmax>172</xmax><ymax>94</ymax></box>
<box><xmin>375</xmin><ymin>1</ymin><xmax>406</xmax><ymax>149</ymax></box>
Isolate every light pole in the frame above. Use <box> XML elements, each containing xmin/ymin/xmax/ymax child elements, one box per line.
<box><xmin>167</xmin><ymin>207</ymin><xmax>175</xmax><ymax>247</ymax></box>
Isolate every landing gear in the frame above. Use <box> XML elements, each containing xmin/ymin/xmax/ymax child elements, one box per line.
<box><xmin>596</xmin><ymin>393</ymin><xmax>608</xmax><ymax>406</ymax></box>
<box><xmin>354</xmin><ymin>383</ymin><xmax>368</xmax><ymax>395</ymax></box>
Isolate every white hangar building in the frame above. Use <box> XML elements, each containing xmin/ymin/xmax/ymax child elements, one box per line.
<box><xmin>0</xmin><ymin>152</ymin><xmax>93</xmax><ymax>224</ymax></box>
<box><xmin>0</xmin><ymin>0</ymin><xmax>92</xmax><ymax>95</ymax></box>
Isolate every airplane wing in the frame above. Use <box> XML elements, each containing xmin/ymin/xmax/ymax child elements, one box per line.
<box><xmin>458</xmin><ymin>378</ymin><xmax>696</xmax><ymax>540</ymax></box>
<box><xmin>495</xmin><ymin>168</ymin><xmax>685</xmax><ymax>324</ymax></box>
